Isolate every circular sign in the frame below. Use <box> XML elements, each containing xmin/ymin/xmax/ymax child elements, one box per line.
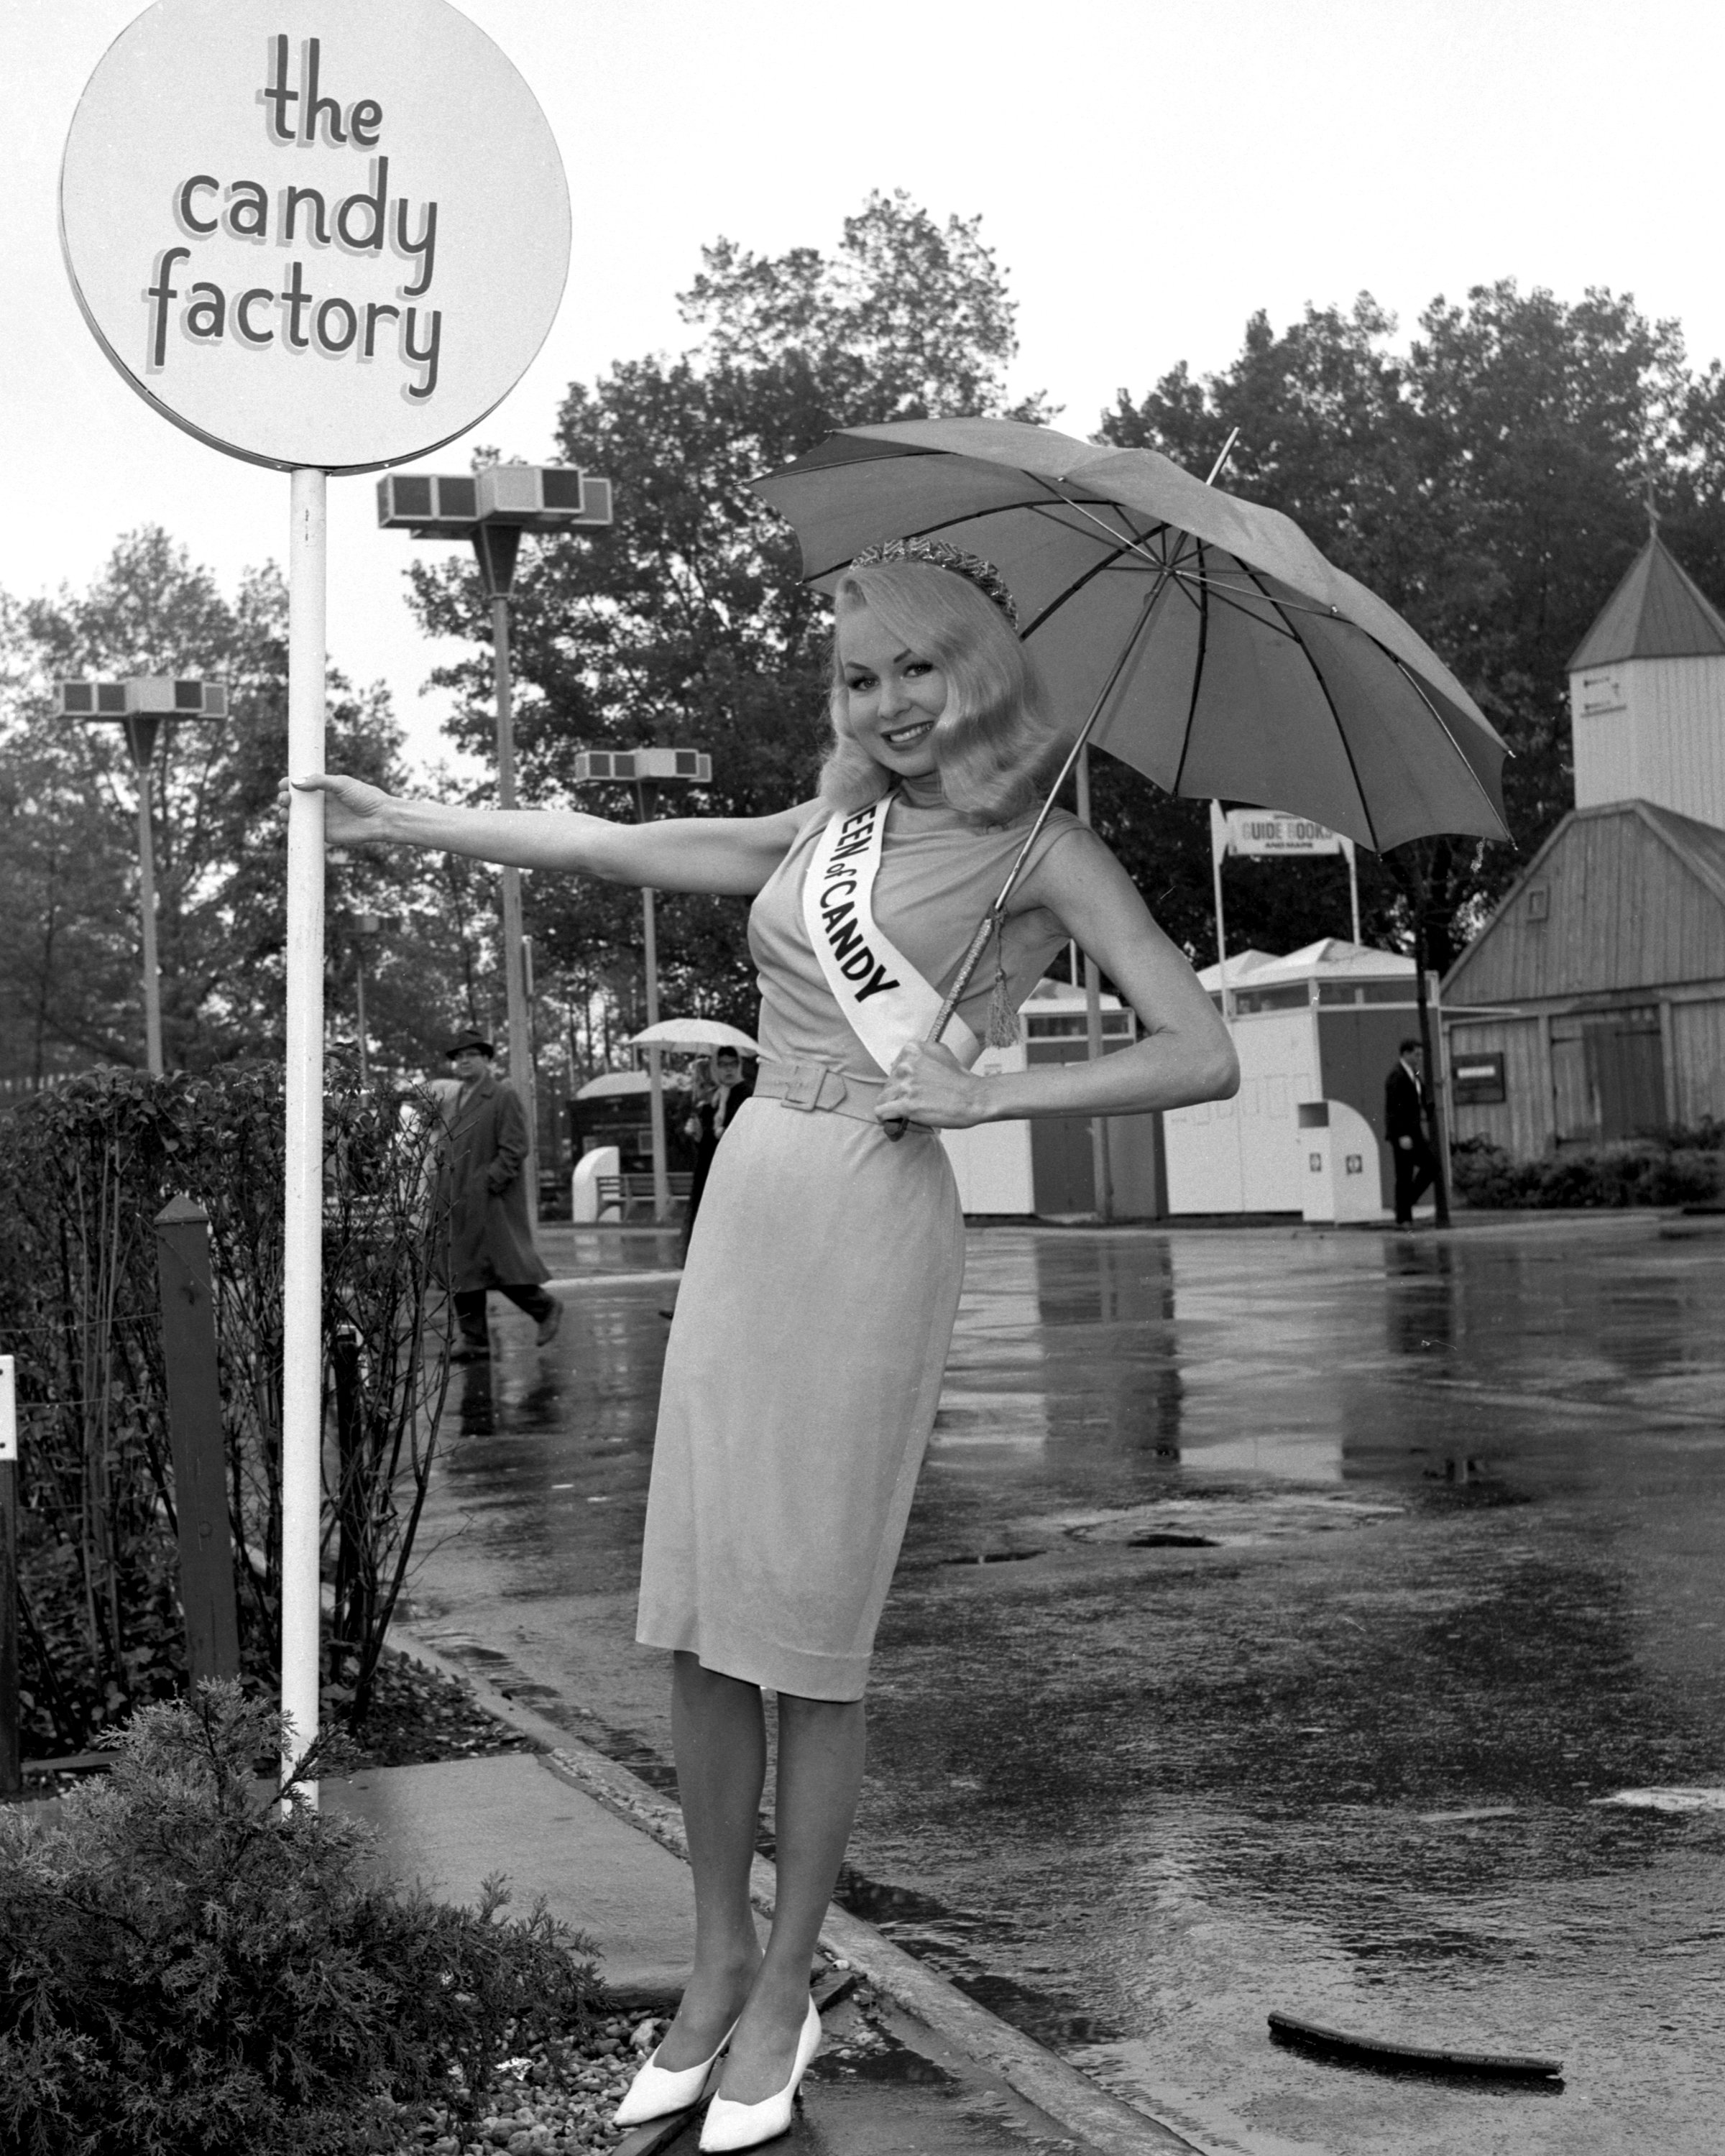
<box><xmin>60</xmin><ymin>0</ymin><xmax>570</xmax><ymax>473</ymax></box>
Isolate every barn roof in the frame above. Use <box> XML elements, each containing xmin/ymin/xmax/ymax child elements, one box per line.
<box><xmin>1642</xmin><ymin>798</ymin><xmax>1725</xmax><ymax>907</ymax></box>
<box><xmin>1568</xmin><ymin>531</ymin><xmax>1725</xmax><ymax>671</ymax></box>
<box><xmin>1444</xmin><ymin>799</ymin><xmax>1725</xmax><ymax>1005</ymax></box>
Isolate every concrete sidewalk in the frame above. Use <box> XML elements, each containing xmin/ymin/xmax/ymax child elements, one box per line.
<box><xmin>328</xmin><ymin>1638</ymin><xmax>1210</xmax><ymax>2156</ymax></box>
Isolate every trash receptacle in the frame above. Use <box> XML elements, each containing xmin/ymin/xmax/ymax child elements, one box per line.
<box><xmin>571</xmin><ymin>1144</ymin><xmax>620</xmax><ymax>1223</ymax></box>
<box><xmin>1297</xmin><ymin>1100</ymin><xmax>1385</xmax><ymax>1224</ymax></box>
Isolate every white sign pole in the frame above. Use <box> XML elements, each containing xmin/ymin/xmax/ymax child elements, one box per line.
<box><xmin>1344</xmin><ymin>837</ymin><xmax>1362</xmax><ymax>944</ymax></box>
<box><xmin>1209</xmin><ymin>801</ymin><xmax>1233</xmax><ymax>1023</ymax></box>
<box><xmin>282</xmin><ymin>467</ymin><xmax>327</xmax><ymax>1796</ymax></box>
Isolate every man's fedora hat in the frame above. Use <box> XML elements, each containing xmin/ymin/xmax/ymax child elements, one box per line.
<box><xmin>445</xmin><ymin>1031</ymin><xmax>495</xmax><ymax>1057</ymax></box>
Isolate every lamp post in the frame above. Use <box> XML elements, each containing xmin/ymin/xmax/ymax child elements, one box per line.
<box><xmin>352</xmin><ymin>911</ymin><xmax>382</xmax><ymax>1084</ymax></box>
<box><xmin>571</xmin><ymin>747</ymin><xmax>714</xmax><ymax>1223</ymax></box>
<box><xmin>55</xmin><ymin>677</ymin><xmax>226</xmax><ymax>1074</ymax></box>
<box><xmin>380</xmin><ymin>462</ymin><xmax>612</xmax><ymax>1219</ymax></box>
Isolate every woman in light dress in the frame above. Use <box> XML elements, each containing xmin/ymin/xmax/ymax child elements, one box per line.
<box><xmin>302</xmin><ymin>540</ymin><xmax>1236</xmax><ymax>2150</ymax></box>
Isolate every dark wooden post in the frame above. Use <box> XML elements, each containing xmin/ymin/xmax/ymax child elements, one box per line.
<box><xmin>155</xmin><ymin>1199</ymin><xmax>241</xmax><ymax>1685</ymax></box>
<box><xmin>1</xmin><ymin>1354</ymin><xmax>19</xmax><ymax>1797</ymax></box>
<box><xmin>330</xmin><ymin>1322</ymin><xmax>365</xmax><ymax>1686</ymax></box>
<box><xmin>1413</xmin><ymin>920</ymin><xmax>1452</xmax><ymax>1228</ymax></box>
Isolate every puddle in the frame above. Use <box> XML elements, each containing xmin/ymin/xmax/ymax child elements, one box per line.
<box><xmin>1058</xmin><ymin>1493</ymin><xmax>1404</xmax><ymax>1549</ymax></box>
<box><xmin>1593</xmin><ymin>1787</ymin><xmax>1725</xmax><ymax>1813</ymax></box>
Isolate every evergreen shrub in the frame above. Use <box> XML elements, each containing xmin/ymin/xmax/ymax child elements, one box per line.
<box><xmin>1451</xmin><ymin>1130</ymin><xmax>1724</xmax><ymax>1209</ymax></box>
<box><xmin>0</xmin><ymin>1685</ymin><xmax>599</xmax><ymax>2156</ymax></box>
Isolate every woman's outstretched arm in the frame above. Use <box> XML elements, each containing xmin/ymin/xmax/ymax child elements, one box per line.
<box><xmin>292</xmin><ymin>773</ymin><xmax>817</xmax><ymax>898</ymax></box>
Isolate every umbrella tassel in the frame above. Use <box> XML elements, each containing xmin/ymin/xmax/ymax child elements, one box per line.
<box><xmin>985</xmin><ymin>930</ymin><xmax>1017</xmax><ymax>1050</ymax></box>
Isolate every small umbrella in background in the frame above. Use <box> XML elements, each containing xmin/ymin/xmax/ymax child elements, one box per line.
<box><xmin>627</xmin><ymin>1019</ymin><xmax>762</xmax><ymax>1056</ymax></box>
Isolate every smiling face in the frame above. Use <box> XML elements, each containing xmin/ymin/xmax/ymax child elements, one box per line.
<box><xmin>834</xmin><ymin>599</ymin><xmax>949</xmax><ymax>781</ymax></box>
<box><xmin>451</xmin><ymin>1045</ymin><xmax>490</xmax><ymax>1084</ymax></box>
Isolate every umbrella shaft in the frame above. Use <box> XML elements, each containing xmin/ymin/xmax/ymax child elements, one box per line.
<box><xmin>924</xmin><ymin>563</ymin><xmax>1173</xmax><ymax>1044</ymax></box>
<box><xmin>883</xmin><ymin>563</ymin><xmax>1172</xmax><ymax>1141</ymax></box>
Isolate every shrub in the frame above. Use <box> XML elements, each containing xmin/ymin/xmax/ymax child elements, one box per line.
<box><xmin>0</xmin><ymin>1068</ymin><xmax>452</xmax><ymax>1753</ymax></box>
<box><xmin>1450</xmin><ymin>1133</ymin><xmax>1724</xmax><ymax>1210</ymax></box>
<box><xmin>0</xmin><ymin>1685</ymin><xmax>599</xmax><ymax>2156</ymax></box>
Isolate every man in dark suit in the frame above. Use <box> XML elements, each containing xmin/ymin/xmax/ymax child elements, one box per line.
<box><xmin>438</xmin><ymin>1031</ymin><xmax>561</xmax><ymax>1362</ymax></box>
<box><xmin>681</xmin><ymin>1046</ymin><xmax>754</xmax><ymax>1251</ymax></box>
<box><xmin>1385</xmin><ymin>1038</ymin><xmax>1438</xmax><ymax>1228</ymax></box>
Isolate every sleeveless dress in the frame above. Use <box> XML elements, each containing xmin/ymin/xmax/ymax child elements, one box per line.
<box><xmin>635</xmin><ymin>792</ymin><xmax>1085</xmax><ymax>1700</ymax></box>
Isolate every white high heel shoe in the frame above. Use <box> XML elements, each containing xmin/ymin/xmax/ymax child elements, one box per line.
<box><xmin>612</xmin><ymin>2016</ymin><xmax>740</xmax><ymax>2127</ymax></box>
<box><xmin>698</xmin><ymin>1996</ymin><xmax>822</xmax><ymax>2151</ymax></box>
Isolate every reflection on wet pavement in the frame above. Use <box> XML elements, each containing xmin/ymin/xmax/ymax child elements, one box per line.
<box><xmin>408</xmin><ymin>1217</ymin><xmax>1725</xmax><ymax>2156</ymax></box>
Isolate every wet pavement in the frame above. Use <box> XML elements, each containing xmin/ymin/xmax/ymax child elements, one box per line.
<box><xmin>405</xmin><ymin>1216</ymin><xmax>1725</xmax><ymax>2156</ymax></box>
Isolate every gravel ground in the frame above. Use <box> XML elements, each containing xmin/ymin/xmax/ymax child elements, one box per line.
<box><xmin>396</xmin><ymin>2015</ymin><xmax>658</xmax><ymax>2155</ymax></box>
<box><xmin>395</xmin><ymin>1984</ymin><xmax>896</xmax><ymax>2155</ymax></box>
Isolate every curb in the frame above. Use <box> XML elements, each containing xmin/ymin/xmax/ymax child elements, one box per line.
<box><xmin>388</xmin><ymin>1622</ymin><xmax>1206</xmax><ymax>2155</ymax></box>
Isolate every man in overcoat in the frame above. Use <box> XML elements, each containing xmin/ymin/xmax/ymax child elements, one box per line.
<box><xmin>439</xmin><ymin>1032</ymin><xmax>561</xmax><ymax>1362</ymax></box>
<box><xmin>1384</xmin><ymin>1038</ymin><xmax>1438</xmax><ymax>1229</ymax></box>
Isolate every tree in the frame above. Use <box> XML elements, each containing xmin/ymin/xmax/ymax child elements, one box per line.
<box><xmin>1098</xmin><ymin>282</ymin><xmax>1705</xmax><ymax>971</ymax></box>
<box><xmin>1</xmin><ymin>530</ymin><xmax>483</xmax><ymax>1080</ymax></box>
<box><xmin>405</xmin><ymin>192</ymin><xmax>1050</xmax><ymax>1033</ymax></box>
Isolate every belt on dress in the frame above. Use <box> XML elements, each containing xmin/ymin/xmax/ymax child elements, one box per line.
<box><xmin>753</xmin><ymin>1057</ymin><xmax>903</xmax><ymax>1126</ymax></box>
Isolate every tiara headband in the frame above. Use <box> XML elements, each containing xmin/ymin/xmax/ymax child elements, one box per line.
<box><xmin>847</xmin><ymin>536</ymin><xmax>1020</xmax><ymax>631</ymax></box>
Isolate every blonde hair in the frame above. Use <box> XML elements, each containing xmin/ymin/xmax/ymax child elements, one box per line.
<box><xmin>819</xmin><ymin>560</ymin><xmax>1065</xmax><ymax>826</ymax></box>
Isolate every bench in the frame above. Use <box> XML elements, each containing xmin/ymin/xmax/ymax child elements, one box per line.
<box><xmin>594</xmin><ymin>1171</ymin><xmax>694</xmax><ymax>1222</ymax></box>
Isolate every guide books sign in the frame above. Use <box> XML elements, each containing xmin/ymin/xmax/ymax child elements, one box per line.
<box><xmin>60</xmin><ymin>0</ymin><xmax>570</xmax><ymax>471</ymax></box>
<box><xmin>1210</xmin><ymin>803</ymin><xmax>1354</xmax><ymax>863</ymax></box>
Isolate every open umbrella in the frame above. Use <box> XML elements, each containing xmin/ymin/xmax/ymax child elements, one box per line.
<box><xmin>753</xmin><ymin>417</ymin><xmax>1509</xmax><ymax>854</ymax></box>
<box><xmin>628</xmin><ymin>1018</ymin><xmax>762</xmax><ymax>1055</ymax></box>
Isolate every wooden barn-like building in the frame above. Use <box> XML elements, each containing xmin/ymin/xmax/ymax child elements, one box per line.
<box><xmin>1444</xmin><ymin>529</ymin><xmax>1725</xmax><ymax>1152</ymax></box>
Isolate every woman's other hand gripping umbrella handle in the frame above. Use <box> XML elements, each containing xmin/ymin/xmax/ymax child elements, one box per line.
<box><xmin>880</xmin><ymin>913</ymin><xmax>1000</xmax><ymax>1140</ymax></box>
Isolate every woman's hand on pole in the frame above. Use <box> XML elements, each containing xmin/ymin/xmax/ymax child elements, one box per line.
<box><xmin>290</xmin><ymin>772</ymin><xmax>393</xmax><ymax>845</ymax></box>
<box><xmin>876</xmin><ymin>1041</ymin><xmax>988</xmax><ymax>1130</ymax></box>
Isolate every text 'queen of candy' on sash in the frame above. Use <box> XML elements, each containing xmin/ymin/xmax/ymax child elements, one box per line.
<box><xmin>801</xmin><ymin>796</ymin><xmax>981</xmax><ymax>1077</ymax></box>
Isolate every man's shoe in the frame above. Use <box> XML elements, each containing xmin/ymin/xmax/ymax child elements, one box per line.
<box><xmin>450</xmin><ymin>1344</ymin><xmax>491</xmax><ymax>1365</ymax></box>
<box><xmin>535</xmin><ymin>1301</ymin><xmax>564</xmax><ymax>1347</ymax></box>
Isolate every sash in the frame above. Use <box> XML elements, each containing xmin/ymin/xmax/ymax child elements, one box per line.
<box><xmin>802</xmin><ymin>796</ymin><xmax>982</xmax><ymax>1076</ymax></box>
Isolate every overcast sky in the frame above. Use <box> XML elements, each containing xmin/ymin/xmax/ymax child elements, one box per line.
<box><xmin>10</xmin><ymin>0</ymin><xmax>1725</xmax><ymax>774</ymax></box>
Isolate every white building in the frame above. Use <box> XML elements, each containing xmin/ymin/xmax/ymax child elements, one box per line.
<box><xmin>1570</xmin><ymin>530</ymin><xmax>1725</xmax><ymax>827</ymax></box>
<box><xmin>1162</xmin><ymin>940</ymin><xmax>1423</xmax><ymax>1217</ymax></box>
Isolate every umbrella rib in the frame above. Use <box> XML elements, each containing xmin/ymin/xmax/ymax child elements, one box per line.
<box><xmin>1166</xmin><ymin>568</ymin><xmax>1302</xmax><ymax>641</ymax></box>
<box><xmin>1018</xmin><ymin>529</ymin><xmax>1169</xmax><ymax>638</ymax></box>
<box><xmin>1387</xmin><ymin>658</ymin><xmax>1512</xmax><ymax>831</ymax></box>
<box><xmin>1230</xmin><ymin>556</ymin><xmax>1381</xmax><ymax>850</ymax></box>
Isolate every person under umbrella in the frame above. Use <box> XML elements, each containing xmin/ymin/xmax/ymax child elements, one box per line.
<box><xmin>298</xmin><ymin>542</ymin><xmax>1236</xmax><ymax>2148</ymax></box>
<box><xmin>681</xmin><ymin>1044</ymin><xmax>754</xmax><ymax>1251</ymax></box>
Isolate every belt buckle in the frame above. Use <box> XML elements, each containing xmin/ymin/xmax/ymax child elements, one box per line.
<box><xmin>781</xmin><ymin>1062</ymin><xmax>821</xmax><ymax>1111</ymax></box>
